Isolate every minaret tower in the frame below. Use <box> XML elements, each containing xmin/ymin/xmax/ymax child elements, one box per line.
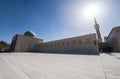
<box><xmin>94</xmin><ymin>17</ymin><xmax>102</xmax><ymax>43</ymax></box>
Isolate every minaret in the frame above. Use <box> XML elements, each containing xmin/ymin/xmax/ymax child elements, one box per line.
<box><xmin>94</xmin><ymin>17</ymin><xmax>102</xmax><ymax>43</ymax></box>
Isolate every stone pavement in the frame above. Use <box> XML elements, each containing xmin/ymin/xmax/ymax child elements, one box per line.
<box><xmin>100</xmin><ymin>53</ymin><xmax>120</xmax><ymax>79</ymax></box>
<box><xmin>0</xmin><ymin>52</ymin><xmax>120</xmax><ymax>79</ymax></box>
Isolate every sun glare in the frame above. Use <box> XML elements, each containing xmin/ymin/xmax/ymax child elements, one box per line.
<box><xmin>83</xmin><ymin>4</ymin><xmax>101</xmax><ymax>19</ymax></box>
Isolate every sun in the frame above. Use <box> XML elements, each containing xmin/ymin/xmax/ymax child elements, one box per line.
<box><xmin>82</xmin><ymin>4</ymin><xmax>101</xmax><ymax>19</ymax></box>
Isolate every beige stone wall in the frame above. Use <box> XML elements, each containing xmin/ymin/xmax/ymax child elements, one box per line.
<box><xmin>14</xmin><ymin>35</ymin><xmax>43</xmax><ymax>52</ymax></box>
<box><xmin>116</xmin><ymin>31</ymin><xmax>120</xmax><ymax>52</ymax></box>
<box><xmin>38</xmin><ymin>34</ymin><xmax>99</xmax><ymax>54</ymax></box>
<box><xmin>107</xmin><ymin>26</ymin><xmax>120</xmax><ymax>52</ymax></box>
<box><xmin>11</xmin><ymin>33</ymin><xmax>99</xmax><ymax>54</ymax></box>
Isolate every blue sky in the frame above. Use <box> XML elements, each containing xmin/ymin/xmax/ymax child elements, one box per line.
<box><xmin>0</xmin><ymin>0</ymin><xmax>120</xmax><ymax>43</ymax></box>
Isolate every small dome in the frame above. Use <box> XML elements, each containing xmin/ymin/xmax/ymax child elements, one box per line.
<box><xmin>24</xmin><ymin>31</ymin><xmax>36</xmax><ymax>37</ymax></box>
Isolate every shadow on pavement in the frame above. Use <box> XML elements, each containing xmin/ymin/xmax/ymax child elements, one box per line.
<box><xmin>34</xmin><ymin>51</ymin><xmax>99</xmax><ymax>55</ymax></box>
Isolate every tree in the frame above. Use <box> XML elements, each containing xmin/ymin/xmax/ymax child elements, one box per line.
<box><xmin>0</xmin><ymin>40</ymin><xmax>9</xmax><ymax>52</ymax></box>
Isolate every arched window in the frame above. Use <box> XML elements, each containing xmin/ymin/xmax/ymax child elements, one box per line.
<box><xmin>51</xmin><ymin>44</ymin><xmax>53</xmax><ymax>47</ymax></box>
<box><xmin>62</xmin><ymin>42</ymin><xmax>65</xmax><ymax>45</ymax></box>
<box><xmin>72</xmin><ymin>40</ymin><xmax>76</xmax><ymax>44</ymax></box>
<box><xmin>67</xmin><ymin>41</ymin><xmax>70</xmax><ymax>45</ymax></box>
<box><xmin>43</xmin><ymin>44</ymin><xmax>45</xmax><ymax>47</ymax></box>
<box><xmin>48</xmin><ymin>44</ymin><xmax>50</xmax><ymax>47</ymax></box>
<box><xmin>58</xmin><ymin>42</ymin><xmax>60</xmax><ymax>46</ymax></box>
<box><xmin>93</xmin><ymin>40</ymin><xmax>97</xmax><ymax>45</ymax></box>
<box><xmin>86</xmin><ymin>39</ymin><xmax>89</xmax><ymax>44</ymax></box>
<box><xmin>44</xmin><ymin>44</ymin><xmax>46</xmax><ymax>47</ymax></box>
<box><xmin>45</xmin><ymin>44</ymin><xmax>47</xmax><ymax>47</ymax></box>
<box><xmin>55</xmin><ymin>43</ymin><xmax>57</xmax><ymax>46</ymax></box>
<box><xmin>47</xmin><ymin>44</ymin><xmax>48</xmax><ymax>47</ymax></box>
<box><xmin>40</xmin><ymin>44</ymin><xmax>42</xmax><ymax>47</ymax></box>
<box><xmin>79</xmin><ymin>39</ymin><xmax>82</xmax><ymax>44</ymax></box>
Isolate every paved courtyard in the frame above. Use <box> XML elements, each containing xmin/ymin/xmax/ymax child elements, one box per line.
<box><xmin>0</xmin><ymin>52</ymin><xmax>120</xmax><ymax>79</ymax></box>
<box><xmin>100</xmin><ymin>53</ymin><xmax>120</xmax><ymax>79</ymax></box>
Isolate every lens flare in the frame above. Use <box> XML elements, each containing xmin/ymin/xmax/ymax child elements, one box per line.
<box><xmin>83</xmin><ymin>4</ymin><xmax>101</xmax><ymax>19</ymax></box>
